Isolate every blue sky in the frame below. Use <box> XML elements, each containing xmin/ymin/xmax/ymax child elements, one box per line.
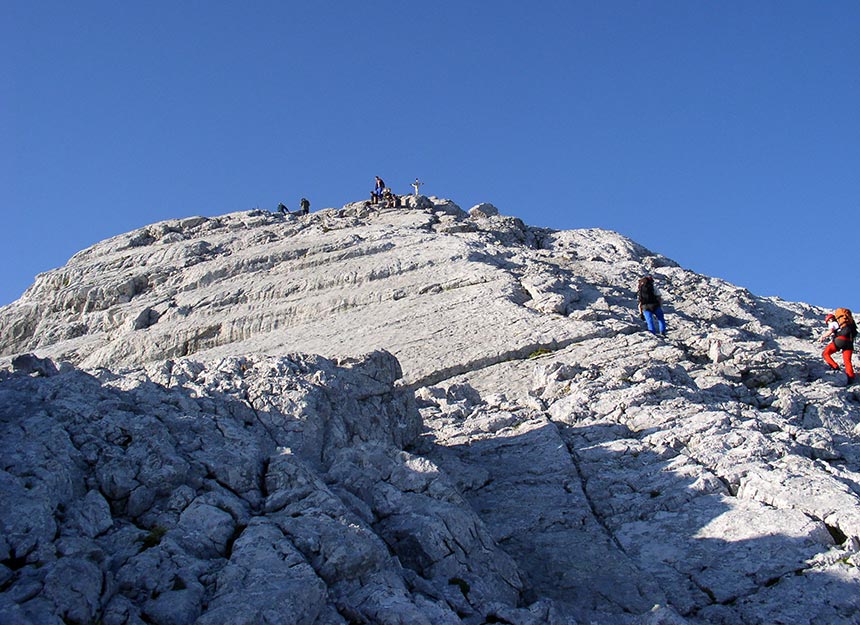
<box><xmin>3</xmin><ymin>2</ymin><xmax>859</xmax><ymax>313</ymax></box>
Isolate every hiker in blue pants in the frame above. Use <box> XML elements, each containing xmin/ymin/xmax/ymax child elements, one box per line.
<box><xmin>371</xmin><ymin>176</ymin><xmax>385</xmax><ymax>204</ymax></box>
<box><xmin>637</xmin><ymin>275</ymin><xmax>667</xmax><ymax>335</ymax></box>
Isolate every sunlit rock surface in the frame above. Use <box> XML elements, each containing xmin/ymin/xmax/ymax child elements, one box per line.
<box><xmin>1</xmin><ymin>198</ymin><xmax>859</xmax><ymax>625</ymax></box>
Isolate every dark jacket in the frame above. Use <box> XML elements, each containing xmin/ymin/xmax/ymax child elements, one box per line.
<box><xmin>834</xmin><ymin>322</ymin><xmax>857</xmax><ymax>350</ymax></box>
<box><xmin>638</xmin><ymin>278</ymin><xmax>661</xmax><ymax>312</ymax></box>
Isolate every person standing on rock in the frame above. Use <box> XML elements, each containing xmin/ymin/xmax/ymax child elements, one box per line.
<box><xmin>637</xmin><ymin>275</ymin><xmax>666</xmax><ymax>335</ymax></box>
<box><xmin>411</xmin><ymin>178</ymin><xmax>424</xmax><ymax>196</ymax></box>
<box><xmin>822</xmin><ymin>308</ymin><xmax>857</xmax><ymax>385</ymax></box>
<box><xmin>371</xmin><ymin>176</ymin><xmax>385</xmax><ymax>204</ymax></box>
<box><xmin>300</xmin><ymin>198</ymin><xmax>310</xmax><ymax>215</ymax></box>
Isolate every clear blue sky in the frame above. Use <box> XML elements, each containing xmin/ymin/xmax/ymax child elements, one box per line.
<box><xmin>3</xmin><ymin>2</ymin><xmax>859</xmax><ymax>312</ymax></box>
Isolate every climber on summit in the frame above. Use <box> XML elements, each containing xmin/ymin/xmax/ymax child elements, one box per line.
<box><xmin>371</xmin><ymin>176</ymin><xmax>385</xmax><ymax>205</ymax></box>
<box><xmin>637</xmin><ymin>275</ymin><xmax>667</xmax><ymax>335</ymax></box>
<box><xmin>300</xmin><ymin>198</ymin><xmax>310</xmax><ymax>215</ymax></box>
<box><xmin>822</xmin><ymin>308</ymin><xmax>857</xmax><ymax>385</ymax></box>
<box><xmin>411</xmin><ymin>178</ymin><xmax>424</xmax><ymax>196</ymax></box>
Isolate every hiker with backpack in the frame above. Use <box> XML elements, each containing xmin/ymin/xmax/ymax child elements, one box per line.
<box><xmin>822</xmin><ymin>308</ymin><xmax>857</xmax><ymax>385</ymax></box>
<box><xmin>637</xmin><ymin>275</ymin><xmax>667</xmax><ymax>335</ymax></box>
<box><xmin>371</xmin><ymin>176</ymin><xmax>385</xmax><ymax>205</ymax></box>
<box><xmin>300</xmin><ymin>198</ymin><xmax>310</xmax><ymax>215</ymax></box>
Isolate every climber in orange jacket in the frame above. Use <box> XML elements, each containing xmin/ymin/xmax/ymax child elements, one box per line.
<box><xmin>822</xmin><ymin>308</ymin><xmax>857</xmax><ymax>385</ymax></box>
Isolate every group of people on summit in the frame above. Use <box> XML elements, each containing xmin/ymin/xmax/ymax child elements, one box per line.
<box><xmin>277</xmin><ymin>198</ymin><xmax>310</xmax><ymax>216</ymax></box>
<box><xmin>638</xmin><ymin>275</ymin><xmax>857</xmax><ymax>386</ymax></box>
<box><xmin>278</xmin><ymin>176</ymin><xmax>426</xmax><ymax>217</ymax></box>
<box><xmin>370</xmin><ymin>177</ymin><xmax>401</xmax><ymax>208</ymax></box>
<box><xmin>370</xmin><ymin>176</ymin><xmax>425</xmax><ymax>208</ymax></box>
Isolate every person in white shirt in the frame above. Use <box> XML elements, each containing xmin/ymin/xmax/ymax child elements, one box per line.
<box><xmin>818</xmin><ymin>313</ymin><xmax>839</xmax><ymax>343</ymax></box>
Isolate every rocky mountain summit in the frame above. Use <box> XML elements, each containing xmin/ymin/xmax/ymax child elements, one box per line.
<box><xmin>1</xmin><ymin>197</ymin><xmax>859</xmax><ymax>625</ymax></box>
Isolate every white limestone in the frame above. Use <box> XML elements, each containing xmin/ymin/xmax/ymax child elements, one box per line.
<box><xmin>1</xmin><ymin>199</ymin><xmax>858</xmax><ymax>625</ymax></box>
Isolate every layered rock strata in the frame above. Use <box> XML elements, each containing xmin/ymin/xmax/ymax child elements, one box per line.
<box><xmin>1</xmin><ymin>199</ymin><xmax>859</xmax><ymax>625</ymax></box>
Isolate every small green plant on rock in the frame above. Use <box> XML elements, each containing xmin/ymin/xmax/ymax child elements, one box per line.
<box><xmin>527</xmin><ymin>348</ymin><xmax>553</xmax><ymax>359</ymax></box>
<box><xmin>139</xmin><ymin>526</ymin><xmax>167</xmax><ymax>551</ymax></box>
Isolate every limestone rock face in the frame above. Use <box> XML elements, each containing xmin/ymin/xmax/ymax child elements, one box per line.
<box><xmin>1</xmin><ymin>199</ymin><xmax>859</xmax><ymax>625</ymax></box>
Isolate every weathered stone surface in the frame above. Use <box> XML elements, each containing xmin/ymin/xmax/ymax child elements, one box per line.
<box><xmin>468</xmin><ymin>202</ymin><xmax>499</xmax><ymax>218</ymax></box>
<box><xmin>1</xmin><ymin>199</ymin><xmax>859</xmax><ymax>624</ymax></box>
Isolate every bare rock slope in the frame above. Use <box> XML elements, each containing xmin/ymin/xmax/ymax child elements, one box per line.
<box><xmin>1</xmin><ymin>199</ymin><xmax>859</xmax><ymax>625</ymax></box>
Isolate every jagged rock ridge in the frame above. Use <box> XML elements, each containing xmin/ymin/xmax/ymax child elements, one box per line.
<box><xmin>1</xmin><ymin>198</ymin><xmax>859</xmax><ymax>625</ymax></box>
